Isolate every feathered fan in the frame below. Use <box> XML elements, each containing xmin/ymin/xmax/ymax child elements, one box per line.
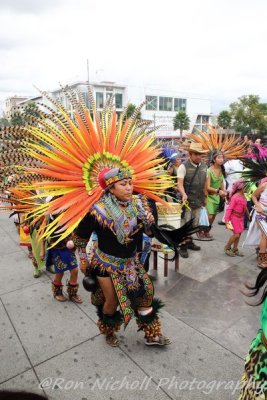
<box><xmin>151</xmin><ymin>219</ymin><xmax>205</xmax><ymax>261</ymax></box>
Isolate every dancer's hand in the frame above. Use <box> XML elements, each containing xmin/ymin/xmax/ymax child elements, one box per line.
<box><xmin>182</xmin><ymin>193</ymin><xmax>188</xmax><ymax>202</ymax></box>
<box><xmin>145</xmin><ymin>211</ymin><xmax>155</xmax><ymax>225</ymax></box>
<box><xmin>226</xmin><ymin>221</ymin><xmax>234</xmax><ymax>231</ymax></box>
<box><xmin>255</xmin><ymin>204</ymin><xmax>264</xmax><ymax>213</ymax></box>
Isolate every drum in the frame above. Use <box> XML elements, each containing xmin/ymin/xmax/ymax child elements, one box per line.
<box><xmin>152</xmin><ymin>202</ymin><xmax>182</xmax><ymax>252</ymax></box>
<box><xmin>156</xmin><ymin>202</ymin><xmax>182</xmax><ymax>229</ymax></box>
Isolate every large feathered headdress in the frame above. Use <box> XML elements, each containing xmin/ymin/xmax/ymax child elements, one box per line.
<box><xmin>0</xmin><ymin>86</ymin><xmax>173</xmax><ymax>241</ymax></box>
<box><xmin>241</xmin><ymin>144</ymin><xmax>267</xmax><ymax>184</ymax></box>
<box><xmin>187</xmin><ymin>127</ymin><xmax>247</xmax><ymax>163</ymax></box>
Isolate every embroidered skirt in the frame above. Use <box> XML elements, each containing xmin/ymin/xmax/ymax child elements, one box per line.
<box><xmin>46</xmin><ymin>248</ymin><xmax>78</xmax><ymax>273</ymax></box>
<box><xmin>90</xmin><ymin>247</ymin><xmax>154</xmax><ymax>327</ymax></box>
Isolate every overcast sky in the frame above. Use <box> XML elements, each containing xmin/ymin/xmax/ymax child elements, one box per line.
<box><xmin>0</xmin><ymin>0</ymin><xmax>267</xmax><ymax>115</ymax></box>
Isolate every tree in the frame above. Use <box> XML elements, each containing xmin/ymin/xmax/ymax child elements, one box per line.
<box><xmin>173</xmin><ymin>111</ymin><xmax>190</xmax><ymax>139</ymax></box>
<box><xmin>23</xmin><ymin>102</ymin><xmax>40</xmax><ymax>123</ymax></box>
<box><xmin>229</xmin><ymin>95</ymin><xmax>267</xmax><ymax>136</ymax></box>
<box><xmin>23</xmin><ymin>102</ymin><xmax>40</xmax><ymax>126</ymax></box>
<box><xmin>217</xmin><ymin>110</ymin><xmax>232</xmax><ymax>129</ymax></box>
<box><xmin>124</xmin><ymin>103</ymin><xmax>142</xmax><ymax>121</ymax></box>
<box><xmin>10</xmin><ymin>112</ymin><xmax>24</xmax><ymax>126</ymax></box>
<box><xmin>0</xmin><ymin>118</ymin><xmax>10</xmax><ymax>127</ymax></box>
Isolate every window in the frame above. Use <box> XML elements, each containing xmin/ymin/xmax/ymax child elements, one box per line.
<box><xmin>202</xmin><ymin>115</ymin><xmax>209</xmax><ymax>124</ymax></box>
<box><xmin>159</xmin><ymin>97</ymin><xmax>172</xmax><ymax>111</ymax></box>
<box><xmin>196</xmin><ymin>115</ymin><xmax>210</xmax><ymax>124</ymax></box>
<box><xmin>115</xmin><ymin>93</ymin><xmax>123</xmax><ymax>108</ymax></box>
<box><xmin>196</xmin><ymin>115</ymin><xmax>202</xmax><ymax>124</ymax></box>
<box><xmin>96</xmin><ymin>92</ymin><xmax>104</xmax><ymax>108</ymax></box>
<box><xmin>174</xmin><ymin>98</ymin><xmax>187</xmax><ymax>112</ymax></box>
<box><xmin>106</xmin><ymin>92</ymin><xmax>113</xmax><ymax>102</ymax></box>
<box><xmin>193</xmin><ymin>115</ymin><xmax>210</xmax><ymax>133</ymax></box>
<box><xmin>81</xmin><ymin>92</ymin><xmax>90</xmax><ymax>108</ymax></box>
<box><xmin>146</xmin><ymin>95</ymin><xmax>157</xmax><ymax>111</ymax></box>
<box><xmin>192</xmin><ymin>125</ymin><xmax>201</xmax><ymax>133</ymax></box>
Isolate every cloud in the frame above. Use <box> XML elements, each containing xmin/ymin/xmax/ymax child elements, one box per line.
<box><xmin>0</xmin><ymin>0</ymin><xmax>66</xmax><ymax>14</ymax></box>
<box><xmin>1</xmin><ymin>0</ymin><xmax>267</xmax><ymax>115</ymax></box>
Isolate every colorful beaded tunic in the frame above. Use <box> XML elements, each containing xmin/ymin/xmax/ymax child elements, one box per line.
<box><xmin>74</xmin><ymin>193</ymin><xmax>154</xmax><ymax>326</ymax></box>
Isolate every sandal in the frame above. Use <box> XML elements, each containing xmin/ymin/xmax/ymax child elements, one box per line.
<box><xmin>70</xmin><ymin>294</ymin><xmax>83</xmax><ymax>304</ymax></box>
<box><xmin>33</xmin><ymin>268</ymin><xmax>41</xmax><ymax>278</ymax></box>
<box><xmin>145</xmin><ymin>335</ymin><xmax>171</xmax><ymax>346</ymax></box>
<box><xmin>233</xmin><ymin>249</ymin><xmax>244</xmax><ymax>257</ymax></box>
<box><xmin>106</xmin><ymin>335</ymin><xmax>120</xmax><ymax>347</ymax></box>
<box><xmin>224</xmin><ymin>247</ymin><xmax>236</xmax><ymax>257</ymax></box>
<box><xmin>257</xmin><ymin>253</ymin><xmax>267</xmax><ymax>269</ymax></box>
<box><xmin>54</xmin><ymin>293</ymin><xmax>68</xmax><ymax>302</ymax></box>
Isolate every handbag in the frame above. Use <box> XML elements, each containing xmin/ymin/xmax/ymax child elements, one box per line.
<box><xmin>198</xmin><ymin>206</ymin><xmax>209</xmax><ymax>226</ymax></box>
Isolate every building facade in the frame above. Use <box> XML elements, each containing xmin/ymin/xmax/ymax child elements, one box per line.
<box><xmin>5</xmin><ymin>96</ymin><xmax>30</xmax><ymax>118</ymax></box>
<box><xmin>127</xmin><ymin>85</ymin><xmax>211</xmax><ymax>138</ymax></box>
<box><xmin>5</xmin><ymin>81</ymin><xmax>212</xmax><ymax>137</ymax></box>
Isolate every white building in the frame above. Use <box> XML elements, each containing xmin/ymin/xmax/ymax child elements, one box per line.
<box><xmin>6</xmin><ymin>81</ymin><xmax>212</xmax><ymax>137</ymax></box>
<box><xmin>126</xmin><ymin>85</ymin><xmax>211</xmax><ymax>138</ymax></box>
<box><xmin>5</xmin><ymin>95</ymin><xmax>30</xmax><ymax>118</ymax></box>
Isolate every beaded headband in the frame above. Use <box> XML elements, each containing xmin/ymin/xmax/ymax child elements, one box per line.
<box><xmin>98</xmin><ymin>168</ymin><xmax>132</xmax><ymax>189</ymax></box>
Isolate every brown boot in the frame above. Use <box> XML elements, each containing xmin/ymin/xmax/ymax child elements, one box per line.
<box><xmin>66</xmin><ymin>282</ymin><xmax>83</xmax><ymax>304</ymax></box>
<box><xmin>51</xmin><ymin>282</ymin><xmax>67</xmax><ymax>302</ymax></box>
<box><xmin>257</xmin><ymin>253</ymin><xmax>267</xmax><ymax>269</ymax></box>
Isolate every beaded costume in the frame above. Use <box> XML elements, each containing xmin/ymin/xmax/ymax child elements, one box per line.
<box><xmin>0</xmin><ymin>86</ymin><xmax>201</xmax><ymax>345</ymax></box>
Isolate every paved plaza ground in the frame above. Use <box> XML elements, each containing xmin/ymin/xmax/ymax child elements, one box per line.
<box><xmin>0</xmin><ymin>211</ymin><xmax>260</xmax><ymax>400</ymax></box>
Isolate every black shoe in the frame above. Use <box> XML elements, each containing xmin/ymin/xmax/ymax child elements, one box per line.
<box><xmin>187</xmin><ymin>242</ymin><xmax>201</xmax><ymax>251</ymax></box>
<box><xmin>218</xmin><ymin>221</ymin><xmax>226</xmax><ymax>225</ymax></box>
<box><xmin>179</xmin><ymin>246</ymin><xmax>189</xmax><ymax>258</ymax></box>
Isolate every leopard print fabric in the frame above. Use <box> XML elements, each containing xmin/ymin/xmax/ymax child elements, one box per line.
<box><xmin>239</xmin><ymin>330</ymin><xmax>267</xmax><ymax>399</ymax></box>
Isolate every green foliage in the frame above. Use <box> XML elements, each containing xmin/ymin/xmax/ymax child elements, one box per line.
<box><xmin>124</xmin><ymin>103</ymin><xmax>141</xmax><ymax>121</ymax></box>
<box><xmin>0</xmin><ymin>118</ymin><xmax>10</xmax><ymax>127</ymax></box>
<box><xmin>10</xmin><ymin>112</ymin><xmax>24</xmax><ymax>126</ymax></box>
<box><xmin>10</xmin><ymin>102</ymin><xmax>40</xmax><ymax>127</ymax></box>
<box><xmin>217</xmin><ymin>110</ymin><xmax>232</xmax><ymax>129</ymax></box>
<box><xmin>229</xmin><ymin>95</ymin><xmax>267</xmax><ymax>136</ymax></box>
<box><xmin>173</xmin><ymin>111</ymin><xmax>190</xmax><ymax>138</ymax></box>
<box><xmin>24</xmin><ymin>102</ymin><xmax>40</xmax><ymax>122</ymax></box>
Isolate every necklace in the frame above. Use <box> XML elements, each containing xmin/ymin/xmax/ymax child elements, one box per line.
<box><xmin>103</xmin><ymin>193</ymin><xmax>137</xmax><ymax>244</ymax></box>
<box><xmin>117</xmin><ymin>198</ymin><xmax>130</xmax><ymax>207</ymax></box>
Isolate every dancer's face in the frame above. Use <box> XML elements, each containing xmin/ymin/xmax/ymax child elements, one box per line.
<box><xmin>214</xmin><ymin>154</ymin><xmax>224</xmax><ymax>166</ymax></box>
<box><xmin>109</xmin><ymin>178</ymin><xmax>133</xmax><ymax>202</ymax></box>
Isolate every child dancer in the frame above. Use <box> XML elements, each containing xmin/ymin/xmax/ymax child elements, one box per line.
<box><xmin>45</xmin><ymin>200</ymin><xmax>83</xmax><ymax>303</ymax></box>
<box><xmin>224</xmin><ymin>179</ymin><xmax>249</xmax><ymax>257</ymax></box>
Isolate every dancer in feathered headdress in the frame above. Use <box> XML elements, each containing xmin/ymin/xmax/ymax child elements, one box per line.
<box><xmin>187</xmin><ymin>126</ymin><xmax>247</xmax><ymax>163</ymax></box>
<box><xmin>186</xmin><ymin>127</ymin><xmax>247</xmax><ymax>239</ymax></box>
<box><xmin>0</xmin><ymin>86</ymin><xmax>203</xmax><ymax>347</ymax></box>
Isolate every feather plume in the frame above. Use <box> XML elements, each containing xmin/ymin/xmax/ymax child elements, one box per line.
<box><xmin>0</xmin><ymin>86</ymin><xmax>173</xmax><ymax>244</ymax></box>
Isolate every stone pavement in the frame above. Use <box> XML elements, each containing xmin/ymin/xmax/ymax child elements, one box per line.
<box><xmin>0</xmin><ymin>211</ymin><xmax>260</xmax><ymax>400</ymax></box>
